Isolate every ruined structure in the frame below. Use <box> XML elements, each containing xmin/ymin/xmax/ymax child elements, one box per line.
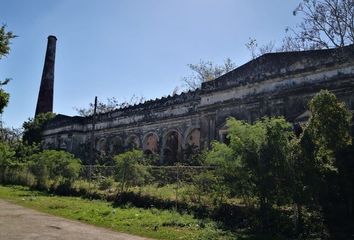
<box><xmin>35</xmin><ymin>35</ymin><xmax>57</xmax><ymax>116</ymax></box>
<box><xmin>41</xmin><ymin>44</ymin><xmax>354</xmax><ymax>163</ymax></box>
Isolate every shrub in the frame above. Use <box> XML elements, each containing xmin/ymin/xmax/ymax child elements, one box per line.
<box><xmin>29</xmin><ymin>150</ymin><xmax>81</xmax><ymax>190</ymax></box>
<box><xmin>0</xmin><ymin>141</ymin><xmax>15</xmax><ymax>182</ymax></box>
<box><xmin>22</xmin><ymin>112</ymin><xmax>56</xmax><ymax>145</ymax></box>
<box><xmin>3</xmin><ymin>165</ymin><xmax>36</xmax><ymax>187</ymax></box>
<box><xmin>114</xmin><ymin>150</ymin><xmax>152</xmax><ymax>193</ymax></box>
<box><xmin>189</xmin><ymin>170</ymin><xmax>224</xmax><ymax>205</ymax></box>
<box><xmin>98</xmin><ymin>176</ymin><xmax>115</xmax><ymax>190</ymax></box>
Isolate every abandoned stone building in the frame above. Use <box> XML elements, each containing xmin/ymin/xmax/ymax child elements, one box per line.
<box><xmin>39</xmin><ymin>36</ymin><xmax>354</xmax><ymax>164</ymax></box>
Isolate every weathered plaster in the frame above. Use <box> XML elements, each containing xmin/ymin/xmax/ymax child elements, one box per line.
<box><xmin>42</xmin><ymin>45</ymin><xmax>354</xmax><ymax>163</ymax></box>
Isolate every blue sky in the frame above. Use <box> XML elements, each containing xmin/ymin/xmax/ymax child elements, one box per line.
<box><xmin>0</xmin><ymin>0</ymin><xmax>300</xmax><ymax>128</ymax></box>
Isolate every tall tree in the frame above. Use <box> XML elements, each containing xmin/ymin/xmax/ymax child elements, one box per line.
<box><xmin>307</xmin><ymin>90</ymin><xmax>352</xmax><ymax>152</ymax></box>
<box><xmin>290</xmin><ymin>90</ymin><xmax>353</xmax><ymax>238</ymax></box>
<box><xmin>305</xmin><ymin>90</ymin><xmax>353</xmax><ymax>238</ymax></box>
<box><xmin>0</xmin><ymin>25</ymin><xmax>15</xmax><ymax>114</ymax></box>
<box><xmin>285</xmin><ymin>0</ymin><xmax>354</xmax><ymax>50</ymax></box>
<box><xmin>248</xmin><ymin>0</ymin><xmax>354</xmax><ymax>53</ymax></box>
<box><xmin>206</xmin><ymin>117</ymin><xmax>293</xmax><ymax>231</ymax></box>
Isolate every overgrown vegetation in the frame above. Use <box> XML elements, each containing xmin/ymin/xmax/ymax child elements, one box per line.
<box><xmin>1</xmin><ymin>90</ymin><xmax>353</xmax><ymax>239</ymax></box>
<box><xmin>1</xmin><ymin>18</ymin><xmax>353</xmax><ymax>239</ymax></box>
<box><xmin>114</xmin><ymin>149</ymin><xmax>151</xmax><ymax>193</ymax></box>
<box><xmin>22</xmin><ymin>112</ymin><xmax>56</xmax><ymax>145</ymax></box>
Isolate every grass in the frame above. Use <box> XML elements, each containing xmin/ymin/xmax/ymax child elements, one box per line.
<box><xmin>0</xmin><ymin>185</ymin><xmax>239</xmax><ymax>240</ymax></box>
<box><xmin>132</xmin><ymin>183</ymin><xmax>186</xmax><ymax>200</ymax></box>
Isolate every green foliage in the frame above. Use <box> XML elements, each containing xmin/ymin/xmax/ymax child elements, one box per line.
<box><xmin>0</xmin><ymin>25</ymin><xmax>15</xmax><ymax>114</ymax></box>
<box><xmin>308</xmin><ymin>90</ymin><xmax>352</xmax><ymax>152</ymax></box>
<box><xmin>0</xmin><ymin>128</ymin><xmax>40</xmax><ymax>186</ymax></box>
<box><xmin>2</xmin><ymin>165</ymin><xmax>36</xmax><ymax>187</ymax></box>
<box><xmin>98</xmin><ymin>176</ymin><xmax>115</xmax><ymax>190</ymax></box>
<box><xmin>207</xmin><ymin>117</ymin><xmax>293</xmax><ymax>205</ymax></box>
<box><xmin>0</xmin><ymin>88</ymin><xmax>9</xmax><ymax>114</ymax></box>
<box><xmin>293</xmin><ymin>91</ymin><xmax>352</xmax><ymax>203</ymax></box>
<box><xmin>28</xmin><ymin>150</ymin><xmax>81</xmax><ymax>189</ymax></box>
<box><xmin>190</xmin><ymin>170</ymin><xmax>226</xmax><ymax>206</ymax></box>
<box><xmin>206</xmin><ymin>117</ymin><xmax>294</xmax><ymax>230</ymax></box>
<box><xmin>205</xmin><ymin>142</ymin><xmax>238</xmax><ymax>203</ymax></box>
<box><xmin>0</xmin><ymin>25</ymin><xmax>15</xmax><ymax>59</ymax></box>
<box><xmin>0</xmin><ymin>142</ymin><xmax>36</xmax><ymax>186</ymax></box>
<box><xmin>114</xmin><ymin>150</ymin><xmax>152</xmax><ymax>193</ymax></box>
<box><xmin>0</xmin><ymin>141</ymin><xmax>16</xmax><ymax>182</ymax></box>
<box><xmin>13</xmin><ymin>142</ymin><xmax>41</xmax><ymax>162</ymax></box>
<box><xmin>0</xmin><ymin>141</ymin><xmax>15</xmax><ymax>166</ymax></box>
<box><xmin>182</xmin><ymin>144</ymin><xmax>203</xmax><ymax>166</ymax></box>
<box><xmin>298</xmin><ymin>90</ymin><xmax>354</xmax><ymax>237</ymax></box>
<box><xmin>22</xmin><ymin>112</ymin><xmax>56</xmax><ymax>145</ymax></box>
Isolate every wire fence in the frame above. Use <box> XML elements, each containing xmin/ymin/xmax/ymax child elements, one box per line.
<box><xmin>80</xmin><ymin>164</ymin><xmax>220</xmax><ymax>208</ymax></box>
<box><xmin>0</xmin><ymin>163</ymin><xmax>226</xmax><ymax>209</ymax></box>
<box><xmin>81</xmin><ymin>165</ymin><xmax>215</xmax><ymax>181</ymax></box>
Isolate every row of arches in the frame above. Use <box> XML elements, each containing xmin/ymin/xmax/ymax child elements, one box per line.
<box><xmin>95</xmin><ymin>128</ymin><xmax>201</xmax><ymax>164</ymax></box>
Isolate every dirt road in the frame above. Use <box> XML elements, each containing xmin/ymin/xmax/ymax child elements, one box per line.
<box><xmin>0</xmin><ymin>199</ymin><xmax>151</xmax><ymax>240</ymax></box>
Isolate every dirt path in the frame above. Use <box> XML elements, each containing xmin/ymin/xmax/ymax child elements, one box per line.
<box><xmin>0</xmin><ymin>199</ymin><xmax>151</xmax><ymax>240</ymax></box>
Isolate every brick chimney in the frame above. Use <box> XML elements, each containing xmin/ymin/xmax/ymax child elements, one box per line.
<box><xmin>35</xmin><ymin>35</ymin><xmax>57</xmax><ymax>116</ymax></box>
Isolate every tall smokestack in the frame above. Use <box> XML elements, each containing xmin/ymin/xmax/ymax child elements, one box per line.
<box><xmin>35</xmin><ymin>35</ymin><xmax>57</xmax><ymax>116</ymax></box>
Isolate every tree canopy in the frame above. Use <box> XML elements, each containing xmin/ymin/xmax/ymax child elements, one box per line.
<box><xmin>22</xmin><ymin>112</ymin><xmax>56</xmax><ymax>145</ymax></box>
<box><xmin>0</xmin><ymin>25</ymin><xmax>15</xmax><ymax>114</ymax></box>
<box><xmin>248</xmin><ymin>0</ymin><xmax>354</xmax><ymax>54</ymax></box>
<box><xmin>289</xmin><ymin>0</ymin><xmax>354</xmax><ymax>50</ymax></box>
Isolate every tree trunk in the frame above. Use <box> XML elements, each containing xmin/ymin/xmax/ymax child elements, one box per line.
<box><xmin>296</xmin><ymin>203</ymin><xmax>304</xmax><ymax>235</ymax></box>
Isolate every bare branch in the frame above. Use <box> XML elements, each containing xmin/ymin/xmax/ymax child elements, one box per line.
<box><xmin>286</xmin><ymin>0</ymin><xmax>354</xmax><ymax>50</ymax></box>
<box><xmin>181</xmin><ymin>59</ymin><xmax>236</xmax><ymax>90</ymax></box>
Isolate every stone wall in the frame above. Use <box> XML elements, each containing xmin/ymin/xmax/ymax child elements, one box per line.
<box><xmin>42</xmin><ymin>45</ymin><xmax>354</xmax><ymax>163</ymax></box>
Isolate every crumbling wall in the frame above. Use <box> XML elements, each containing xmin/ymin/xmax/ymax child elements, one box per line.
<box><xmin>42</xmin><ymin>45</ymin><xmax>354</xmax><ymax>163</ymax></box>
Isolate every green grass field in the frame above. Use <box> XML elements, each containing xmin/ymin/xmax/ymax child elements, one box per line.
<box><xmin>0</xmin><ymin>185</ymin><xmax>237</xmax><ymax>240</ymax></box>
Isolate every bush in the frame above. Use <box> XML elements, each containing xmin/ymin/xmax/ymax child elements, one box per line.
<box><xmin>3</xmin><ymin>165</ymin><xmax>36</xmax><ymax>187</ymax></box>
<box><xmin>189</xmin><ymin>170</ymin><xmax>224</xmax><ymax>205</ymax></box>
<box><xmin>0</xmin><ymin>141</ymin><xmax>15</xmax><ymax>182</ymax></box>
<box><xmin>114</xmin><ymin>150</ymin><xmax>152</xmax><ymax>193</ymax></box>
<box><xmin>22</xmin><ymin>112</ymin><xmax>56</xmax><ymax>145</ymax></box>
<box><xmin>98</xmin><ymin>177</ymin><xmax>115</xmax><ymax>190</ymax></box>
<box><xmin>29</xmin><ymin>150</ymin><xmax>81</xmax><ymax>190</ymax></box>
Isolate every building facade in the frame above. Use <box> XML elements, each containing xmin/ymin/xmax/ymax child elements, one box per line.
<box><xmin>42</xmin><ymin>45</ymin><xmax>354</xmax><ymax>163</ymax></box>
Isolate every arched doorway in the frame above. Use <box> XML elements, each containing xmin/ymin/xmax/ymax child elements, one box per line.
<box><xmin>125</xmin><ymin>134</ymin><xmax>140</xmax><ymax>150</ymax></box>
<box><xmin>109</xmin><ymin>136</ymin><xmax>124</xmax><ymax>155</ymax></box>
<box><xmin>143</xmin><ymin>132</ymin><xmax>159</xmax><ymax>154</ymax></box>
<box><xmin>218</xmin><ymin>122</ymin><xmax>230</xmax><ymax>145</ymax></box>
<box><xmin>162</xmin><ymin>130</ymin><xmax>180</xmax><ymax>165</ymax></box>
<box><xmin>184</xmin><ymin>128</ymin><xmax>201</xmax><ymax>164</ymax></box>
<box><xmin>96</xmin><ymin>138</ymin><xmax>107</xmax><ymax>153</ymax></box>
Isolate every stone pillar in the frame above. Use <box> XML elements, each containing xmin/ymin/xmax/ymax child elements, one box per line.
<box><xmin>200</xmin><ymin>112</ymin><xmax>216</xmax><ymax>150</ymax></box>
<box><xmin>35</xmin><ymin>35</ymin><xmax>57</xmax><ymax>116</ymax></box>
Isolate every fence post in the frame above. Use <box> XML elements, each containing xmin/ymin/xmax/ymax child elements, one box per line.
<box><xmin>89</xmin><ymin>96</ymin><xmax>98</xmax><ymax>193</ymax></box>
<box><xmin>175</xmin><ymin>163</ymin><xmax>179</xmax><ymax>210</ymax></box>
